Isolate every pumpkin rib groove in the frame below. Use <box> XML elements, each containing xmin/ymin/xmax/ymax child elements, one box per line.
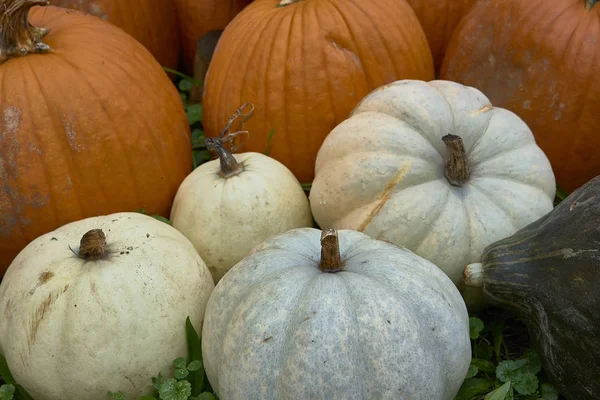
<box><xmin>314</xmin><ymin>4</ymin><xmax>339</xmax><ymax>125</ymax></box>
<box><xmin>409</xmin><ymin>184</ymin><xmax>453</xmax><ymax>252</ymax></box>
<box><xmin>281</xmin><ymin>7</ymin><xmax>296</xmax><ymax>162</ymax></box>
<box><xmin>24</xmin><ymin>55</ymin><xmax>86</xmax><ymax>226</ymax></box>
<box><xmin>22</xmin><ymin>58</ymin><xmax>62</xmax><ymax>231</ymax></box>
<box><xmin>467</xmin><ymin>182</ymin><xmax>517</xmax><ymax>233</ymax></box>
<box><xmin>325</xmin><ymin>0</ymin><xmax>374</xmax><ymax>89</ymax></box>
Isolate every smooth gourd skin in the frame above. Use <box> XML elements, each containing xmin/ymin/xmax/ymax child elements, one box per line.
<box><xmin>310</xmin><ymin>80</ymin><xmax>556</xmax><ymax>286</ymax></box>
<box><xmin>202</xmin><ymin>228</ymin><xmax>471</xmax><ymax>400</ymax></box>
<box><xmin>170</xmin><ymin>152</ymin><xmax>314</xmax><ymax>283</ymax></box>
<box><xmin>474</xmin><ymin>176</ymin><xmax>600</xmax><ymax>400</ymax></box>
<box><xmin>0</xmin><ymin>213</ymin><xmax>215</xmax><ymax>400</ymax></box>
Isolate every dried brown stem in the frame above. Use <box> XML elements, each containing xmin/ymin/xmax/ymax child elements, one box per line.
<box><xmin>319</xmin><ymin>229</ymin><xmax>343</xmax><ymax>273</ymax></box>
<box><xmin>0</xmin><ymin>0</ymin><xmax>52</xmax><ymax>64</ymax></box>
<box><xmin>77</xmin><ymin>229</ymin><xmax>108</xmax><ymax>261</ymax></box>
<box><xmin>442</xmin><ymin>134</ymin><xmax>470</xmax><ymax>186</ymax></box>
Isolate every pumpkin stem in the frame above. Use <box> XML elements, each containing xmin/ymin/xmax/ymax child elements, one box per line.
<box><xmin>278</xmin><ymin>0</ymin><xmax>302</xmax><ymax>6</ymax></box>
<box><xmin>0</xmin><ymin>0</ymin><xmax>52</xmax><ymax>64</ymax></box>
<box><xmin>319</xmin><ymin>229</ymin><xmax>343</xmax><ymax>273</ymax></box>
<box><xmin>77</xmin><ymin>229</ymin><xmax>108</xmax><ymax>261</ymax></box>
<box><xmin>585</xmin><ymin>0</ymin><xmax>597</xmax><ymax>9</ymax></box>
<box><xmin>442</xmin><ymin>134</ymin><xmax>470</xmax><ymax>186</ymax></box>
<box><xmin>205</xmin><ymin>137</ymin><xmax>244</xmax><ymax>178</ymax></box>
<box><xmin>463</xmin><ymin>263</ymin><xmax>484</xmax><ymax>287</ymax></box>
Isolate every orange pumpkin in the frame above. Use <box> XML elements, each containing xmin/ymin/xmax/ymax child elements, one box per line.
<box><xmin>440</xmin><ymin>0</ymin><xmax>600</xmax><ymax>193</ymax></box>
<box><xmin>175</xmin><ymin>0</ymin><xmax>252</xmax><ymax>75</ymax></box>
<box><xmin>202</xmin><ymin>0</ymin><xmax>435</xmax><ymax>183</ymax></box>
<box><xmin>0</xmin><ymin>1</ymin><xmax>192</xmax><ymax>276</ymax></box>
<box><xmin>49</xmin><ymin>0</ymin><xmax>180</xmax><ymax>70</ymax></box>
<box><xmin>403</xmin><ymin>0</ymin><xmax>476</xmax><ymax>73</ymax></box>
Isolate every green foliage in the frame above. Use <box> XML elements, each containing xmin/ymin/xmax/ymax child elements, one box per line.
<box><xmin>107</xmin><ymin>317</ymin><xmax>217</xmax><ymax>400</ymax></box>
<box><xmin>135</xmin><ymin>209</ymin><xmax>172</xmax><ymax>225</ymax></box>
<box><xmin>456</xmin><ymin>314</ymin><xmax>562</xmax><ymax>400</ymax></box>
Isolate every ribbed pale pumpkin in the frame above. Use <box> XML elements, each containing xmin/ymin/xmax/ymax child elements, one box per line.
<box><xmin>202</xmin><ymin>228</ymin><xmax>471</xmax><ymax>400</ymax></box>
<box><xmin>175</xmin><ymin>0</ymin><xmax>252</xmax><ymax>75</ymax></box>
<box><xmin>0</xmin><ymin>1</ymin><xmax>192</xmax><ymax>276</ymax></box>
<box><xmin>49</xmin><ymin>0</ymin><xmax>180</xmax><ymax>69</ymax></box>
<box><xmin>170</xmin><ymin>106</ymin><xmax>313</xmax><ymax>283</ymax></box>
<box><xmin>403</xmin><ymin>0</ymin><xmax>476</xmax><ymax>72</ymax></box>
<box><xmin>0</xmin><ymin>212</ymin><xmax>215</xmax><ymax>400</ymax></box>
<box><xmin>202</xmin><ymin>0</ymin><xmax>434</xmax><ymax>183</ymax></box>
<box><xmin>309</xmin><ymin>80</ymin><xmax>556</xmax><ymax>286</ymax></box>
<box><xmin>440</xmin><ymin>0</ymin><xmax>600</xmax><ymax>193</ymax></box>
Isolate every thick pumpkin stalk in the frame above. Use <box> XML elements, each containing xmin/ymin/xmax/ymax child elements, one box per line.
<box><xmin>319</xmin><ymin>229</ymin><xmax>343</xmax><ymax>272</ymax></box>
<box><xmin>205</xmin><ymin>137</ymin><xmax>244</xmax><ymax>178</ymax></box>
<box><xmin>278</xmin><ymin>0</ymin><xmax>302</xmax><ymax>6</ymax></box>
<box><xmin>585</xmin><ymin>0</ymin><xmax>597</xmax><ymax>10</ymax></box>
<box><xmin>442</xmin><ymin>134</ymin><xmax>470</xmax><ymax>186</ymax></box>
<box><xmin>463</xmin><ymin>263</ymin><xmax>484</xmax><ymax>287</ymax></box>
<box><xmin>0</xmin><ymin>0</ymin><xmax>52</xmax><ymax>63</ymax></box>
<box><xmin>77</xmin><ymin>229</ymin><xmax>108</xmax><ymax>261</ymax></box>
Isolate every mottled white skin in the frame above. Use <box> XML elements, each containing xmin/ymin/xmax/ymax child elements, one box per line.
<box><xmin>0</xmin><ymin>212</ymin><xmax>215</xmax><ymax>400</ymax></box>
<box><xmin>309</xmin><ymin>80</ymin><xmax>556</xmax><ymax>285</ymax></box>
<box><xmin>202</xmin><ymin>228</ymin><xmax>471</xmax><ymax>400</ymax></box>
<box><xmin>170</xmin><ymin>152</ymin><xmax>314</xmax><ymax>283</ymax></box>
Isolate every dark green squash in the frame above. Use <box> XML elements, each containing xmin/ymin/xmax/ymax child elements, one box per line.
<box><xmin>464</xmin><ymin>176</ymin><xmax>600</xmax><ymax>400</ymax></box>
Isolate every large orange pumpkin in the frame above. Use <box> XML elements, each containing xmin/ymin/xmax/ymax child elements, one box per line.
<box><xmin>440</xmin><ymin>0</ymin><xmax>600</xmax><ymax>193</ymax></box>
<box><xmin>0</xmin><ymin>1</ymin><xmax>192</xmax><ymax>275</ymax></box>
<box><xmin>202</xmin><ymin>0</ymin><xmax>435</xmax><ymax>183</ymax></box>
<box><xmin>175</xmin><ymin>0</ymin><xmax>252</xmax><ymax>75</ymax></box>
<box><xmin>403</xmin><ymin>0</ymin><xmax>476</xmax><ymax>73</ymax></box>
<box><xmin>49</xmin><ymin>0</ymin><xmax>180</xmax><ymax>70</ymax></box>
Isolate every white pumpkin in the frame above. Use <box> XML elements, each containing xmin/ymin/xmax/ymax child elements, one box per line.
<box><xmin>170</xmin><ymin>126</ymin><xmax>314</xmax><ymax>284</ymax></box>
<box><xmin>201</xmin><ymin>227</ymin><xmax>471</xmax><ymax>400</ymax></box>
<box><xmin>309</xmin><ymin>79</ymin><xmax>556</xmax><ymax>285</ymax></box>
<box><xmin>0</xmin><ymin>212</ymin><xmax>215</xmax><ymax>400</ymax></box>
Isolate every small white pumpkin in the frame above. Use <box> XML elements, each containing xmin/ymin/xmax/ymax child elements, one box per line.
<box><xmin>309</xmin><ymin>79</ymin><xmax>556</xmax><ymax>285</ymax></box>
<box><xmin>170</xmin><ymin>106</ymin><xmax>313</xmax><ymax>283</ymax></box>
<box><xmin>201</xmin><ymin>227</ymin><xmax>471</xmax><ymax>400</ymax></box>
<box><xmin>0</xmin><ymin>212</ymin><xmax>215</xmax><ymax>400</ymax></box>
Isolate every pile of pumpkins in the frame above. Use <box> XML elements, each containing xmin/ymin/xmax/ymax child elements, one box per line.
<box><xmin>0</xmin><ymin>0</ymin><xmax>599</xmax><ymax>399</ymax></box>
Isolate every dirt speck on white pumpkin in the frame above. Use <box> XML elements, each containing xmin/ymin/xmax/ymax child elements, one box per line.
<box><xmin>28</xmin><ymin>285</ymin><xmax>70</xmax><ymax>349</ymax></box>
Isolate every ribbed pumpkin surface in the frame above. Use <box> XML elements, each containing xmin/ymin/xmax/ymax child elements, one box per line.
<box><xmin>440</xmin><ymin>0</ymin><xmax>600</xmax><ymax>193</ymax></box>
<box><xmin>49</xmin><ymin>0</ymin><xmax>180</xmax><ymax>69</ymax></box>
<box><xmin>0</xmin><ymin>5</ymin><xmax>192</xmax><ymax>275</ymax></box>
<box><xmin>202</xmin><ymin>0</ymin><xmax>435</xmax><ymax>183</ymax></box>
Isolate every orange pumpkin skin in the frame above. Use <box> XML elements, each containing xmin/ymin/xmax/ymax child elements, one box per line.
<box><xmin>49</xmin><ymin>0</ymin><xmax>180</xmax><ymax>69</ymax></box>
<box><xmin>202</xmin><ymin>0</ymin><xmax>435</xmax><ymax>183</ymax></box>
<box><xmin>440</xmin><ymin>0</ymin><xmax>600</xmax><ymax>193</ymax></box>
<box><xmin>175</xmin><ymin>0</ymin><xmax>252</xmax><ymax>75</ymax></box>
<box><xmin>0</xmin><ymin>6</ymin><xmax>192</xmax><ymax>275</ymax></box>
<box><xmin>403</xmin><ymin>0</ymin><xmax>476</xmax><ymax>73</ymax></box>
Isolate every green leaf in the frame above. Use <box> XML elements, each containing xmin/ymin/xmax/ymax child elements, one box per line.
<box><xmin>264</xmin><ymin>129</ymin><xmax>275</xmax><ymax>155</ymax></box>
<box><xmin>173</xmin><ymin>358</ymin><xmax>187</xmax><ymax>369</ymax></box>
<box><xmin>474</xmin><ymin>342</ymin><xmax>494</xmax><ymax>360</ymax></box>
<box><xmin>107</xmin><ymin>391</ymin><xmax>127</xmax><ymax>400</ymax></box>
<box><xmin>0</xmin><ymin>355</ymin><xmax>34</xmax><ymax>400</ymax></box>
<box><xmin>496</xmin><ymin>359</ymin><xmax>528</xmax><ymax>383</ymax></box>
<box><xmin>540</xmin><ymin>383</ymin><xmax>559</xmax><ymax>400</ymax></box>
<box><xmin>465</xmin><ymin>364</ymin><xmax>479</xmax><ymax>379</ymax></box>
<box><xmin>157</xmin><ymin>378</ymin><xmax>192</xmax><ymax>400</ymax></box>
<box><xmin>187</xmin><ymin>104</ymin><xmax>203</xmax><ymax>125</ymax></box>
<box><xmin>513</xmin><ymin>372</ymin><xmax>539</xmax><ymax>395</ymax></box>
<box><xmin>455</xmin><ymin>378</ymin><xmax>496</xmax><ymax>400</ymax></box>
<box><xmin>484</xmin><ymin>381</ymin><xmax>512</xmax><ymax>400</ymax></box>
<box><xmin>521</xmin><ymin>348</ymin><xmax>542</xmax><ymax>375</ymax></box>
<box><xmin>192</xmin><ymin>393</ymin><xmax>217</xmax><ymax>400</ymax></box>
<box><xmin>469</xmin><ymin>317</ymin><xmax>485</xmax><ymax>340</ymax></box>
<box><xmin>488</xmin><ymin>321</ymin><xmax>505</xmax><ymax>362</ymax></box>
<box><xmin>186</xmin><ymin>317</ymin><xmax>205</xmax><ymax>395</ymax></box>
<box><xmin>187</xmin><ymin>360</ymin><xmax>203</xmax><ymax>372</ymax></box>
<box><xmin>0</xmin><ymin>384</ymin><xmax>15</xmax><ymax>400</ymax></box>
<box><xmin>138</xmin><ymin>396</ymin><xmax>158</xmax><ymax>400</ymax></box>
<box><xmin>178</xmin><ymin>79</ymin><xmax>194</xmax><ymax>92</ymax></box>
<box><xmin>471</xmin><ymin>358</ymin><xmax>497</xmax><ymax>374</ymax></box>
<box><xmin>174</xmin><ymin>368</ymin><xmax>189</xmax><ymax>380</ymax></box>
